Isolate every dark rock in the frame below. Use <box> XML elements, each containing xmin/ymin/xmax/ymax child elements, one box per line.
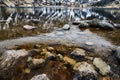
<box><xmin>115</xmin><ymin>46</ymin><xmax>120</xmax><ymax>61</ymax></box>
<box><xmin>90</xmin><ymin>19</ymin><xmax>114</xmax><ymax>30</ymax></box>
<box><xmin>78</xmin><ymin>21</ymin><xmax>89</xmax><ymax>28</ymax></box>
<box><xmin>73</xmin><ymin>73</ymin><xmax>97</xmax><ymax>80</ymax></box>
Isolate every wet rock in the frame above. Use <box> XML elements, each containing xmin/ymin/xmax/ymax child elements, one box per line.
<box><xmin>63</xmin><ymin>24</ymin><xmax>70</xmax><ymax>30</ymax></box>
<box><xmin>3</xmin><ymin>0</ymin><xmax>15</xmax><ymax>7</ymax></box>
<box><xmin>90</xmin><ymin>19</ymin><xmax>114</xmax><ymax>30</ymax></box>
<box><xmin>31</xmin><ymin>74</ymin><xmax>50</xmax><ymax>80</ymax></box>
<box><xmin>85</xmin><ymin>41</ymin><xmax>94</xmax><ymax>46</ymax></box>
<box><xmin>73</xmin><ymin>62</ymin><xmax>97</xmax><ymax>76</ymax></box>
<box><xmin>47</xmin><ymin>46</ymin><xmax>54</xmax><ymax>51</ymax></box>
<box><xmin>27</xmin><ymin>56</ymin><xmax>33</xmax><ymax>62</ymax></box>
<box><xmin>24</xmin><ymin>68</ymin><xmax>31</xmax><ymax>74</ymax></box>
<box><xmin>45</xmin><ymin>52</ymin><xmax>55</xmax><ymax>59</ymax></box>
<box><xmin>55</xmin><ymin>31</ymin><xmax>64</xmax><ymax>35</ymax></box>
<box><xmin>93</xmin><ymin>58</ymin><xmax>111</xmax><ymax>75</ymax></box>
<box><xmin>0</xmin><ymin>49</ymin><xmax>28</xmax><ymax>69</ymax></box>
<box><xmin>32</xmin><ymin>58</ymin><xmax>45</xmax><ymax>65</ymax></box>
<box><xmin>71</xmin><ymin>48</ymin><xmax>85</xmax><ymax>56</ymax></box>
<box><xmin>78</xmin><ymin>21</ymin><xmax>89</xmax><ymax>28</ymax></box>
<box><xmin>63</xmin><ymin>56</ymin><xmax>76</xmax><ymax>65</ymax></box>
<box><xmin>41</xmin><ymin>49</ymin><xmax>48</xmax><ymax>55</ymax></box>
<box><xmin>99</xmin><ymin>76</ymin><xmax>111</xmax><ymax>80</ymax></box>
<box><xmin>73</xmin><ymin>73</ymin><xmax>97</xmax><ymax>80</ymax></box>
<box><xmin>114</xmin><ymin>23</ymin><xmax>120</xmax><ymax>28</ymax></box>
<box><xmin>70</xmin><ymin>48</ymin><xmax>85</xmax><ymax>61</ymax></box>
<box><xmin>24</xmin><ymin>0</ymin><xmax>34</xmax><ymax>4</ymax></box>
<box><xmin>28</xmin><ymin>49</ymin><xmax>41</xmax><ymax>56</ymax></box>
<box><xmin>85</xmin><ymin>56</ymin><xmax>94</xmax><ymax>61</ymax></box>
<box><xmin>56</xmin><ymin>54</ymin><xmax>63</xmax><ymax>61</ymax></box>
<box><xmin>72</xmin><ymin>21</ymin><xmax>82</xmax><ymax>25</ymax></box>
<box><xmin>23</xmin><ymin>25</ymin><xmax>37</xmax><ymax>30</ymax></box>
<box><xmin>115</xmin><ymin>46</ymin><xmax>120</xmax><ymax>61</ymax></box>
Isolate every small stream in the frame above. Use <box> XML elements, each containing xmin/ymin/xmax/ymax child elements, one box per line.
<box><xmin>0</xmin><ymin>7</ymin><xmax>120</xmax><ymax>45</ymax></box>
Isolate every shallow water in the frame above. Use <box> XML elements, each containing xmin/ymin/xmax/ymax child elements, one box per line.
<box><xmin>0</xmin><ymin>7</ymin><xmax>120</xmax><ymax>45</ymax></box>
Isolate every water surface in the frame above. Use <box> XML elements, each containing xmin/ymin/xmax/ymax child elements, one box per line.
<box><xmin>0</xmin><ymin>7</ymin><xmax>120</xmax><ymax>45</ymax></box>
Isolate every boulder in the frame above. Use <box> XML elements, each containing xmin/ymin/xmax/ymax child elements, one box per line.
<box><xmin>90</xmin><ymin>19</ymin><xmax>114</xmax><ymax>30</ymax></box>
<box><xmin>71</xmin><ymin>48</ymin><xmax>85</xmax><ymax>56</ymax></box>
<box><xmin>0</xmin><ymin>49</ymin><xmax>28</xmax><ymax>69</ymax></box>
<box><xmin>93</xmin><ymin>58</ymin><xmax>111</xmax><ymax>75</ymax></box>
<box><xmin>74</xmin><ymin>62</ymin><xmax>97</xmax><ymax>76</ymax></box>
<box><xmin>31</xmin><ymin>74</ymin><xmax>50</xmax><ymax>80</ymax></box>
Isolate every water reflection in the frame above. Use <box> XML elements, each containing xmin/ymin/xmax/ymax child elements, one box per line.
<box><xmin>0</xmin><ymin>7</ymin><xmax>120</xmax><ymax>45</ymax></box>
<box><xmin>0</xmin><ymin>7</ymin><xmax>120</xmax><ymax>30</ymax></box>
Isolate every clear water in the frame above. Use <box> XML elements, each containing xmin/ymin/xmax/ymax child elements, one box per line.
<box><xmin>0</xmin><ymin>7</ymin><xmax>120</xmax><ymax>45</ymax></box>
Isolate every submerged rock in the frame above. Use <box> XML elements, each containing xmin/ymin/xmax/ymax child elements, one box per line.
<box><xmin>93</xmin><ymin>58</ymin><xmax>111</xmax><ymax>75</ymax></box>
<box><xmin>85</xmin><ymin>41</ymin><xmax>94</xmax><ymax>46</ymax></box>
<box><xmin>31</xmin><ymin>74</ymin><xmax>50</xmax><ymax>80</ymax></box>
<box><xmin>73</xmin><ymin>62</ymin><xmax>97</xmax><ymax>76</ymax></box>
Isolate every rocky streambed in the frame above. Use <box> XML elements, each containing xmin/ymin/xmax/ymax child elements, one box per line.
<box><xmin>0</xmin><ymin>7</ymin><xmax>120</xmax><ymax>80</ymax></box>
<box><xmin>0</xmin><ymin>24</ymin><xmax>120</xmax><ymax>80</ymax></box>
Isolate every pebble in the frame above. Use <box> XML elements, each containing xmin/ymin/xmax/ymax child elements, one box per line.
<box><xmin>85</xmin><ymin>41</ymin><xmax>94</xmax><ymax>46</ymax></box>
<box><xmin>63</xmin><ymin>56</ymin><xmax>76</xmax><ymax>65</ymax></box>
<box><xmin>32</xmin><ymin>58</ymin><xmax>45</xmax><ymax>65</ymax></box>
<box><xmin>23</xmin><ymin>25</ymin><xmax>36</xmax><ymax>30</ymax></box>
<box><xmin>93</xmin><ymin>58</ymin><xmax>111</xmax><ymax>75</ymax></box>
<box><xmin>85</xmin><ymin>56</ymin><xmax>94</xmax><ymax>61</ymax></box>
<box><xmin>47</xmin><ymin>46</ymin><xmax>54</xmax><ymax>51</ymax></box>
<box><xmin>63</xmin><ymin>24</ymin><xmax>70</xmax><ymax>30</ymax></box>
<box><xmin>24</xmin><ymin>68</ymin><xmax>31</xmax><ymax>74</ymax></box>
<box><xmin>71</xmin><ymin>48</ymin><xmax>85</xmax><ymax>56</ymax></box>
<box><xmin>27</xmin><ymin>56</ymin><xmax>33</xmax><ymax>62</ymax></box>
<box><xmin>56</xmin><ymin>54</ymin><xmax>63</xmax><ymax>61</ymax></box>
<box><xmin>45</xmin><ymin>52</ymin><xmax>55</xmax><ymax>59</ymax></box>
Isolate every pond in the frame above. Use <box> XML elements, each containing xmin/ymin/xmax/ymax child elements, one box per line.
<box><xmin>0</xmin><ymin>7</ymin><xmax>120</xmax><ymax>45</ymax></box>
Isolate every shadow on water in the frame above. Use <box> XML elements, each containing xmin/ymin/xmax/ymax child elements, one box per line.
<box><xmin>0</xmin><ymin>6</ymin><xmax>120</xmax><ymax>45</ymax></box>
